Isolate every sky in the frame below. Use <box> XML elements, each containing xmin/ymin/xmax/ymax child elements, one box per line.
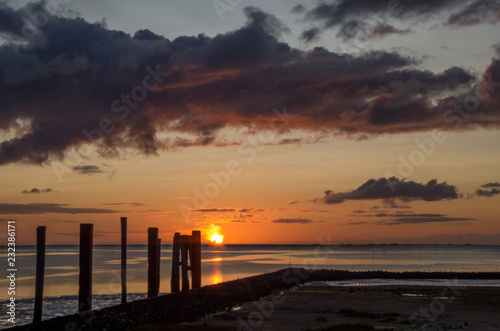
<box><xmin>0</xmin><ymin>0</ymin><xmax>499</xmax><ymax>245</ymax></box>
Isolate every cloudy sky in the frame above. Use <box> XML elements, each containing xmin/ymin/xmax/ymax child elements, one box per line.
<box><xmin>0</xmin><ymin>0</ymin><xmax>499</xmax><ymax>244</ymax></box>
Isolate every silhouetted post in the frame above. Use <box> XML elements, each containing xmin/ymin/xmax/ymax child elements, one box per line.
<box><xmin>148</xmin><ymin>227</ymin><xmax>159</xmax><ymax>298</ymax></box>
<box><xmin>190</xmin><ymin>230</ymin><xmax>201</xmax><ymax>289</ymax></box>
<box><xmin>171</xmin><ymin>233</ymin><xmax>180</xmax><ymax>293</ymax></box>
<box><xmin>180</xmin><ymin>235</ymin><xmax>190</xmax><ymax>291</ymax></box>
<box><xmin>156</xmin><ymin>238</ymin><xmax>161</xmax><ymax>294</ymax></box>
<box><xmin>33</xmin><ymin>226</ymin><xmax>46</xmax><ymax>323</ymax></box>
<box><xmin>78</xmin><ymin>224</ymin><xmax>93</xmax><ymax>313</ymax></box>
<box><xmin>120</xmin><ymin>217</ymin><xmax>127</xmax><ymax>304</ymax></box>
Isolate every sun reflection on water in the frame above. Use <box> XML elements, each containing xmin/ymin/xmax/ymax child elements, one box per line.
<box><xmin>211</xmin><ymin>273</ymin><xmax>223</xmax><ymax>284</ymax></box>
<box><xmin>210</xmin><ymin>254</ymin><xmax>223</xmax><ymax>284</ymax></box>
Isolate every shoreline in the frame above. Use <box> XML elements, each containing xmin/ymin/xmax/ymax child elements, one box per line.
<box><xmin>6</xmin><ymin>268</ymin><xmax>500</xmax><ymax>331</ymax></box>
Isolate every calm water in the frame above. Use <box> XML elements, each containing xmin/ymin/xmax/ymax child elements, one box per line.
<box><xmin>1</xmin><ymin>244</ymin><xmax>499</xmax><ymax>328</ymax></box>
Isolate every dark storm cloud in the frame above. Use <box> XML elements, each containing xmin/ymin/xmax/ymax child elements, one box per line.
<box><xmin>272</xmin><ymin>218</ymin><xmax>313</xmax><ymax>224</ymax></box>
<box><xmin>21</xmin><ymin>188</ymin><xmax>54</xmax><ymax>194</ymax></box>
<box><xmin>316</xmin><ymin>177</ymin><xmax>459</xmax><ymax>204</ymax></box>
<box><xmin>298</xmin><ymin>0</ymin><xmax>500</xmax><ymax>41</ymax></box>
<box><xmin>300</xmin><ymin>27</ymin><xmax>321</xmax><ymax>42</ymax></box>
<box><xmin>0</xmin><ymin>203</ymin><xmax>118</xmax><ymax>214</ymax></box>
<box><xmin>133</xmin><ymin>29</ymin><xmax>166</xmax><ymax>41</ymax></box>
<box><xmin>0</xmin><ymin>3</ymin><xmax>496</xmax><ymax>166</ymax></box>
<box><xmin>0</xmin><ymin>1</ymin><xmax>45</xmax><ymax>37</ymax></box>
<box><xmin>72</xmin><ymin>165</ymin><xmax>104</xmax><ymax>175</ymax></box>
<box><xmin>243</xmin><ymin>6</ymin><xmax>290</xmax><ymax>37</ymax></box>
<box><xmin>335</xmin><ymin>20</ymin><xmax>410</xmax><ymax>42</ymax></box>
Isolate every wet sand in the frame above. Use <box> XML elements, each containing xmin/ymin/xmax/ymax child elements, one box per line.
<box><xmin>137</xmin><ymin>285</ymin><xmax>500</xmax><ymax>330</ymax></box>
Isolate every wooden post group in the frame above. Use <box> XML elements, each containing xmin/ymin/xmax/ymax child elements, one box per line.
<box><xmin>32</xmin><ymin>219</ymin><xmax>202</xmax><ymax>321</ymax></box>
<box><xmin>170</xmin><ymin>230</ymin><xmax>202</xmax><ymax>292</ymax></box>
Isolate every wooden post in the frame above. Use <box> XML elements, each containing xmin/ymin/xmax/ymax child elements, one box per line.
<box><xmin>190</xmin><ymin>230</ymin><xmax>201</xmax><ymax>289</ymax></box>
<box><xmin>147</xmin><ymin>227</ymin><xmax>159</xmax><ymax>298</ymax></box>
<box><xmin>171</xmin><ymin>233</ymin><xmax>180</xmax><ymax>293</ymax></box>
<box><xmin>78</xmin><ymin>224</ymin><xmax>93</xmax><ymax>313</ymax></box>
<box><xmin>120</xmin><ymin>217</ymin><xmax>127</xmax><ymax>304</ymax></box>
<box><xmin>156</xmin><ymin>238</ymin><xmax>161</xmax><ymax>294</ymax></box>
<box><xmin>180</xmin><ymin>235</ymin><xmax>190</xmax><ymax>291</ymax></box>
<box><xmin>33</xmin><ymin>226</ymin><xmax>46</xmax><ymax>323</ymax></box>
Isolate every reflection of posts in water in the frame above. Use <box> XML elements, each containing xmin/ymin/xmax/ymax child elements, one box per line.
<box><xmin>171</xmin><ymin>230</ymin><xmax>202</xmax><ymax>293</ymax></box>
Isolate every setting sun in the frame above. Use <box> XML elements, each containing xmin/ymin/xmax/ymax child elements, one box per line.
<box><xmin>210</xmin><ymin>234</ymin><xmax>224</xmax><ymax>244</ymax></box>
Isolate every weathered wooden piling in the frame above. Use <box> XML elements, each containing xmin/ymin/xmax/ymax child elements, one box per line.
<box><xmin>171</xmin><ymin>233</ymin><xmax>180</xmax><ymax>293</ymax></box>
<box><xmin>180</xmin><ymin>235</ymin><xmax>190</xmax><ymax>291</ymax></box>
<box><xmin>156</xmin><ymin>238</ymin><xmax>161</xmax><ymax>294</ymax></box>
<box><xmin>147</xmin><ymin>227</ymin><xmax>159</xmax><ymax>298</ymax></box>
<box><xmin>78</xmin><ymin>224</ymin><xmax>93</xmax><ymax>313</ymax></box>
<box><xmin>171</xmin><ymin>231</ymin><xmax>201</xmax><ymax>293</ymax></box>
<box><xmin>33</xmin><ymin>226</ymin><xmax>46</xmax><ymax>323</ymax></box>
<box><xmin>121</xmin><ymin>217</ymin><xmax>127</xmax><ymax>304</ymax></box>
<box><xmin>190</xmin><ymin>230</ymin><xmax>201</xmax><ymax>289</ymax></box>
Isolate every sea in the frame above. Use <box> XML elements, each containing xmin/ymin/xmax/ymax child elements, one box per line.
<box><xmin>1</xmin><ymin>244</ymin><xmax>500</xmax><ymax>328</ymax></box>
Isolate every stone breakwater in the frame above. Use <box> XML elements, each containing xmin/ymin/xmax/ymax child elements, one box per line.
<box><xmin>7</xmin><ymin>268</ymin><xmax>500</xmax><ymax>331</ymax></box>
